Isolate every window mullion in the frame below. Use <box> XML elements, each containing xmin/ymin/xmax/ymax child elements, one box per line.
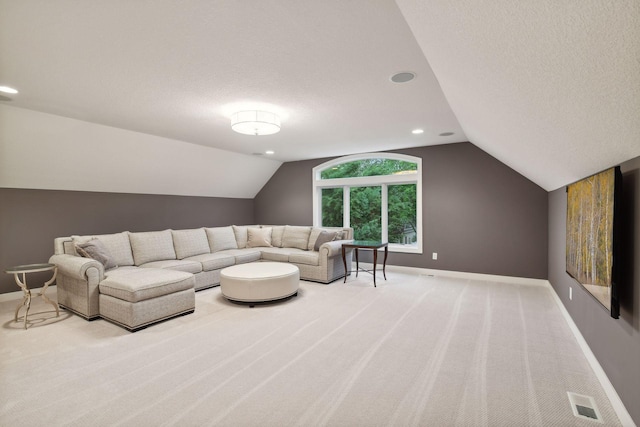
<box><xmin>343</xmin><ymin>186</ymin><xmax>350</xmax><ymax>229</ymax></box>
<box><xmin>381</xmin><ymin>184</ymin><xmax>388</xmax><ymax>243</ymax></box>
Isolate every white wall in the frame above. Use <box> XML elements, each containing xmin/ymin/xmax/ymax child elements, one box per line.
<box><xmin>0</xmin><ymin>105</ymin><xmax>281</xmax><ymax>198</ymax></box>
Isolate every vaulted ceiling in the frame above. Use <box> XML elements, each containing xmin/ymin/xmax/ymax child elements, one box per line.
<box><xmin>1</xmin><ymin>0</ymin><xmax>638</xmax><ymax>192</ymax></box>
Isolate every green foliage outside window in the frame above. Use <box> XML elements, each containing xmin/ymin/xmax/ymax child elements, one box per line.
<box><xmin>321</xmin><ymin>188</ymin><xmax>343</xmax><ymax>227</ymax></box>
<box><xmin>320</xmin><ymin>158</ymin><xmax>417</xmax><ymax>180</ymax></box>
<box><xmin>388</xmin><ymin>184</ymin><xmax>417</xmax><ymax>244</ymax></box>
<box><xmin>350</xmin><ymin>186</ymin><xmax>382</xmax><ymax>240</ymax></box>
<box><xmin>320</xmin><ymin>158</ymin><xmax>417</xmax><ymax>244</ymax></box>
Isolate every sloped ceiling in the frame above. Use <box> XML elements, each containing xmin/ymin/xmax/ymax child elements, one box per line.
<box><xmin>1</xmin><ymin>0</ymin><xmax>639</xmax><ymax>193</ymax></box>
<box><xmin>396</xmin><ymin>0</ymin><xmax>640</xmax><ymax>190</ymax></box>
<box><xmin>0</xmin><ymin>1</ymin><xmax>462</xmax><ymax>177</ymax></box>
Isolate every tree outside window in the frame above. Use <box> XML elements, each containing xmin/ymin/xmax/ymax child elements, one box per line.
<box><xmin>313</xmin><ymin>154</ymin><xmax>422</xmax><ymax>253</ymax></box>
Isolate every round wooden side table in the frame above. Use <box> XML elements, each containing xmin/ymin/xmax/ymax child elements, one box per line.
<box><xmin>4</xmin><ymin>263</ymin><xmax>60</xmax><ymax>329</ymax></box>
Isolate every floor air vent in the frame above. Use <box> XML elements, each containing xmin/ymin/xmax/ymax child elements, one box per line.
<box><xmin>567</xmin><ymin>392</ymin><xmax>603</xmax><ymax>423</ymax></box>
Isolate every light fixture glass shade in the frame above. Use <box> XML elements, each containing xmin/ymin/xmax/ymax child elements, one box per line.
<box><xmin>231</xmin><ymin>110</ymin><xmax>281</xmax><ymax>135</ymax></box>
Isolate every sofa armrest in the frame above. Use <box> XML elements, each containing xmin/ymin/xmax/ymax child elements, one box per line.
<box><xmin>49</xmin><ymin>254</ymin><xmax>105</xmax><ymax>282</ymax></box>
<box><xmin>319</xmin><ymin>240</ymin><xmax>354</xmax><ymax>258</ymax></box>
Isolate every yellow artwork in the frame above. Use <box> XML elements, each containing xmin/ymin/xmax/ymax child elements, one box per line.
<box><xmin>566</xmin><ymin>168</ymin><xmax>616</xmax><ymax>310</ymax></box>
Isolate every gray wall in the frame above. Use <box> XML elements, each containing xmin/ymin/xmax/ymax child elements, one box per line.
<box><xmin>548</xmin><ymin>155</ymin><xmax>640</xmax><ymax>425</ymax></box>
<box><xmin>255</xmin><ymin>142</ymin><xmax>548</xmax><ymax>279</ymax></box>
<box><xmin>0</xmin><ymin>188</ymin><xmax>254</xmax><ymax>294</ymax></box>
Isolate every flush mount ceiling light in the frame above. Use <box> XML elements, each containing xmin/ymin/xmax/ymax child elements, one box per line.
<box><xmin>0</xmin><ymin>86</ymin><xmax>18</xmax><ymax>94</ymax></box>
<box><xmin>231</xmin><ymin>110</ymin><xmax>280</xmax><ymax>136</ymax></box>
<box><xmin>412</xmin><ymin>129</ymin><xmax>424</xmax><ymax>134</ymax></box>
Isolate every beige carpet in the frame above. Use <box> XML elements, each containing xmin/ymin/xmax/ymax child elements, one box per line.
<box><xmin>0</xmin><ymin>270</ymin><xmax>621</xmax><ymax>426</ymax></box>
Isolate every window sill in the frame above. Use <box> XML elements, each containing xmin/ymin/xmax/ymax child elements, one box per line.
<box><xmin>388</xmin><ymin>244</ymin><xmax>422</xmax><ymax>254</ymax></box>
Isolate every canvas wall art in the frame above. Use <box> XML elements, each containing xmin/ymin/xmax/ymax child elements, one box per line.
<box><xmin>566</xmin><ymin>166</ymin><xmax>621</xmax><ymax>317</ymax></box>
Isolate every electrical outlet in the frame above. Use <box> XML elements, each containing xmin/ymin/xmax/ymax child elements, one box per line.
<box><xmin>569</xmin><ymin>287</ymin><xmax>572</xmax><ymax>300</ymax></box>
<box><xmin>432</xmin><ymin>252</ymin><xmax>438</xmax><ymax>260</ymax></box>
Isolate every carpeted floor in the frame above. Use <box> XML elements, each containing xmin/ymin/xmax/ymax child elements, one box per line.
<box><xmin>0</xmin><ymin>270</ymin><xmax>621</xmax><ymax>426</ymax></box>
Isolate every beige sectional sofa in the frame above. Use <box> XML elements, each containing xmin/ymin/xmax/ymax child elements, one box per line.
<box><xmin>49</xmin><ymin>225</ymin><xmax>353</xmax><ymax>331</ymax></box>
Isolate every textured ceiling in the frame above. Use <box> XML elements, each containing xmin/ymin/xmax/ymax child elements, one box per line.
<box><xmin>397</xmin><ymin>0</ymin><xmax>640</xmax><ymax>190</ymax></box>
<box><xmin>0</xmin><ymin>0</ymin><xmax>462</xmax><ymax>166</ymax></box>
<box><xmin>1</xmin><ymin>1</ymin><xmax>639</xmax><ymax>191</ymax></box>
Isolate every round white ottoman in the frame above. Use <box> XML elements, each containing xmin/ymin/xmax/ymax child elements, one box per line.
<box><xmin>220</xmin><ymin>262</ymin><xmax>300</xmax><ymax>306</ymax></box>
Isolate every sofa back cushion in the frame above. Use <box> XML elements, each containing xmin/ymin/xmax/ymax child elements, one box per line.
<box><xmin>282</xmin><ymin>226</ymin><xmax>312</xmax><ymax>250</ymax></box>
<box><xmin>270</xmin><ymin>226</ymin><xmax>285</xmax><ymax>247</ymax></box>
<box><xmin>71</xmin><ymin>232</ymin><xmax>134</xmax><ymax>266</ymax></box>
<box><xmin>205</xmin><ymin>226</ymin><xmax>238</xmax><ymax>252</ymax></box>
<box><xmin>232</xmin><ymin>225</ymin><xmax>249</xmax><ymax>249</ymax></box>
<box><xmin>172</xmin><ymin>228</ymin><xmax>210</xmax><ymax>259</ymax></box>
<box><xmin>260</xmin><ymin>225</ymin><xmax>285</xmax><ymax>247</ymax></box>
<box><xmin>129</xmin><ymin>230</ymin><xmax>176</xmax><ymax>265</ymax></box>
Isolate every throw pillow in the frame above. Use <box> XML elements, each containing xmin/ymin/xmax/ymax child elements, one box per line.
<box><xmin>313</xmin><ymin>231</ymin><xmax>338</xmax><ymax>251</ymax></box>
<box><xmin>75</xmin><ymin>238</ymin><xmax>118</xmax><ymax>269</ymax></box>
<box><xmin>246</xmin><ymin>227</ymin><xmax>273</xmax><ymax>248</ymax></box>
<box><xmin>72</xmin><ymin>232</ymin><xmax>134</xmax><ymax>266</ymax></box>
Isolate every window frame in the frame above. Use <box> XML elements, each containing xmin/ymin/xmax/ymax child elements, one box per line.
<box><xmin>312</xmin><ymin>153</ymin><xmax>422</xmax><ymax>254</ymax></box>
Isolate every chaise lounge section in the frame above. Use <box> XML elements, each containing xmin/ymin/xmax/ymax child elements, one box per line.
<box><xmin>49</xmin><ymin>225</ymin><xmax>353</xmax><ymax>330</ymax></box>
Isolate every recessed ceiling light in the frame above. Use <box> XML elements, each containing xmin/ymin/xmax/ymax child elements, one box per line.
<box><xmin>439</xmin><ymin>132</ymin><xmax>454</xmax><ymax>136</ymax></box>
<box><xmin>390</xmin><ymin>72</ymin><xmax>416</xmax><ymax>83</ymax></box>
<box><xmin>265</xmin><ymin>150</ymin><xmax>275</xmax><ymax>155</ymax></box>
<box><xmin>0</xmin><ymin>86</ymin><xmax>18</xmax><ymax>94</ymax></box>
<box><xmin>412</xmin><ymin>129</ymin><xmax>424</xmax><ymax>134</ymax></box>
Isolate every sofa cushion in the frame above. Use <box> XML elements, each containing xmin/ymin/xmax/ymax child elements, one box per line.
<box><xmin>72</xmin><ymin>232</ymin><xmax>134</xmax><ymax>266</ymax></box>
<box><xmin>217</xmin><ymin>248</ymin><xmax>262</xmax><ymax>264</ymax></box>
<box><xmin>232</xmin><ymin>225</ymin><xmax>249</xmax><ymax>249</ymax></box>
<box><xmin>282</xmin><ymin>226</ymin><xmax>312</xmax><ymax>250</ymax></box>
<box><xmin>205</xmin><ymin>226</ymin><xmax>238</xmax><ymax>252</ymax></box>
<box><xmin>289</xmin><ymin>251</ymin><xmax>320</xmax><ymax>266</ymax></box>
<box><xmin>186</xmin><ymin>252</ymin><xmax>236</xmax><ymax>271</ymax></box>
<box><xmin>246</xmin><ymin>227</ymin><xmax>272</xmax><ymax>248</ymax></box>
<box><xmin>129</xmin><ymin>230</ymin><xmax>176</xmax><ymax>266</ymax></box>
<box><xmin>99</xmin><ymin>268</ymin><xmax>194</xmax><ymax>303</ymax></box>
<box><xmin>270</xmin><ymin>226</ymin><xmax>286</xmax><ymax>248</ymax></box>
<box><xmin>260</xmin><ymin>247</ymin><xmax>304</xmax><ymax>262</ymax></box>
<box><xmin>171</xmin><ymin>229</ymin><xmax>210</xmax><ymax>259</ymax></box>
<box><xmin>140</xmin><ymin>259</ymin><xmax>203</xmax><ymax>274</ymax></box>
<box><xmin>75</xmin><ymin>238</ymin><xmax>118</xmax><ymax>270</ymax></box>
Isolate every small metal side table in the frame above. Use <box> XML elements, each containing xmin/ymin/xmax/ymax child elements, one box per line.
<box><xmin>4</xmin><ymin>263</ymin><xmax>59</xmax><ymax>329</ymax></box>
<box><xmin>341</xmin><ymin>241</ymin><xmax>388</xmax><ymax>287</ymax></box>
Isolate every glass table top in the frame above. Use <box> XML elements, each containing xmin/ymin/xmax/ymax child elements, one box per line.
<box><xmin>5</xmin><ymin>263</ymin><xmax>56</xmax><ymax>274</ymax></box>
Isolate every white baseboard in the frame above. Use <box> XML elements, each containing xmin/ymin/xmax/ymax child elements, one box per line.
<box><xmin>0</xmin><ymin>285</ymin><xmax>57</xmax><ymax>302</ymax></box>
<box><xmin>372</xmin><ymin>263</ymin><xmax>549</xmax><ymax>287</ymax></box>
<box><xmin>546</xmin><ymin>282</ymin><xmax>636</xmax><ymax>427</ymax></box>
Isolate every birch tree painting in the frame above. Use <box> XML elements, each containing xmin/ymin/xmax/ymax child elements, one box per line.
<box><xmin>566</xmin><ymin>168</ymin><xmax>615</xmax><ymax>309</ymax></box>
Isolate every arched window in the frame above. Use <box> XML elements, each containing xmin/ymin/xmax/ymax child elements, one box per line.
<box><xmin>313</xmin><ymin>153</ymin><xmax>422</xmax><ymax>253</ymax></box>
